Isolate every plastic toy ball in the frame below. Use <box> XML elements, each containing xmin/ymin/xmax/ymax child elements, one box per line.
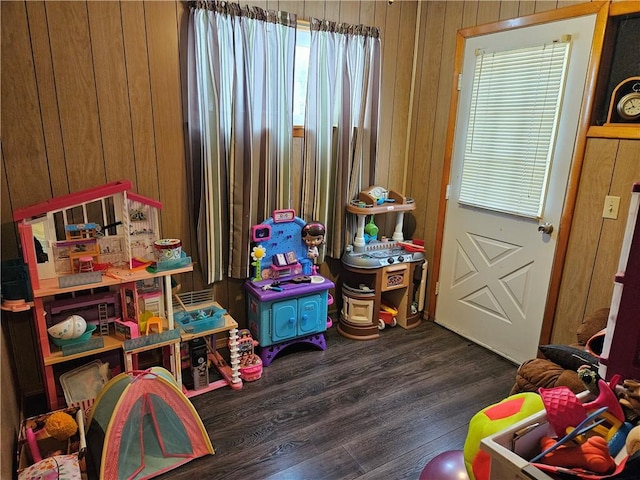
<box><xmin>420</xmin><ymin>450</ymin><xmax>470</xmax><ymax>480</ymax></box>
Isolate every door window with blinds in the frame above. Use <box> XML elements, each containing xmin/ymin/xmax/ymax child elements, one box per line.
<box><xmin>459</xmin><ymin>38</ymin><xmax>571</xmax><ymax>218</ymax></box>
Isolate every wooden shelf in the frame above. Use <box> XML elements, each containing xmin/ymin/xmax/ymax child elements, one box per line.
<box><xmin>587</xmin><ymin>125</ymin><xmax>640</xmax><ymax>139</ymax></box>
<box><xmin>590</xmin><ymin>6</ymin><xmax>640</xmax><ymax>130</ymax></box>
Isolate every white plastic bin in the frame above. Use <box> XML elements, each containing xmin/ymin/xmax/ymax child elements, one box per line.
<box><xmin>480</xmin><ymin>397</ymin><xmax>628</xmax><ymax>480</ymax></box>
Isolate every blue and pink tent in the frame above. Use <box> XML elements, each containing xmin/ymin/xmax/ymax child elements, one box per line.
<box><xmin>85</xmin><ymin>367</ymin><xmax>213</xmax><ymax>480</ymax></box>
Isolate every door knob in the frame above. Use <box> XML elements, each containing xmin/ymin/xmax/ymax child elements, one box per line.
<box><xmin>538</xmin><ymin>222</ymin><xmax>554</xmax><ymax>235</ymax></box>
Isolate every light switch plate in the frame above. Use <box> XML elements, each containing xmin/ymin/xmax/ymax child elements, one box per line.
<box><xmin>602</xmin><ymin>195</ymin><xmax>620</xmax><ymax>219</ymax></box>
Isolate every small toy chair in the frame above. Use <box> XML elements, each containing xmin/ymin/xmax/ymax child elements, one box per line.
<box><xmin>78</xmin><ymin>255</ymin><xmax>94</xmax><ymax>272</ymax></box>
<box><xmin>145</xmin><ymin>316</ymin><xmax>163</xmax><ymax>335</ymax></box>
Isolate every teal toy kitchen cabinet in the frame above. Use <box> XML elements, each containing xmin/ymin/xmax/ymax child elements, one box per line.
<box><xmin>245</xmin><ymin>278</ymin><xmax>334</xmax><ymax>365</ymax></box>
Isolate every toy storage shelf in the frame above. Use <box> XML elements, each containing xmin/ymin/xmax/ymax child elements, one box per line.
<box><xmin>179</xmin><ymin>307</ymin><xmax>242</xmax><ymax>398</ymax></box>
<box><xmin>31</xmin><ymin>265</ymin><xmax>193</xmax><ymax>410</ymax></box>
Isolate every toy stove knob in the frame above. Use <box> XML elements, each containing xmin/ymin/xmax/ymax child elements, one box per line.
<box><xmin>398</xmin><ymin>256</ymin><xmax>404</xmax><ymax>262</ymax></box>
<box><xmin>388</xmin><ymin>257</ymin><xmax>395</xmax><ymax>264</ymax></box>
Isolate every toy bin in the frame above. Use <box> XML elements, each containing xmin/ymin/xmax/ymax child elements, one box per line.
<box><xmin>175</xmin><ymin>305</ymin><xmax>226</xmax><ymax>334</ymax></box>
<box><xmin>239</xmin><ymin>354</ymin><xmax>263</xmax><ymax>381</ymax></box>
<box><xmin>480</xmin><ymin>400</ymin><xmax>629</xmax><ymax>480</ymax></box>
<box><xmin>17</xmin><ymin>406</ymin><xmax>87</xmax><ymax>479</ymax></box>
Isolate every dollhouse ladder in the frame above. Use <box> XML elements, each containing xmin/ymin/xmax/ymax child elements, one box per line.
<box><xmin>98</xmin><ymin>303</ymin><xmax>109</xmax><ymax>336</ymax></box>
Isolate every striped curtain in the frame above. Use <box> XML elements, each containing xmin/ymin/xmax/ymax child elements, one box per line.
<box><xmin>187</xmin><ymin>2</ymin><xmax>296</xmax><ymax>282</ymax></box>
<box><xmin>300</xmin><ymin>19</ymin><xmax>381</xmax><ymax>260</ymax></box>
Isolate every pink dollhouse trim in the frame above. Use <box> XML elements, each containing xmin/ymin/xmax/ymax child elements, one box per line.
<box><xmin>128</xmin><ymin>192</ymin><xmax>163</xmax><ymax>210</ymax></box>
<box><xmin>12</xmin><ymin>180</ymin><xmax>133</xmax><ymax>221</ymax></box>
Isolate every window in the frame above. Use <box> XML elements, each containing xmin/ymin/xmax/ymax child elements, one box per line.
<box><xmin>293</xmin><ymin>23</ymin><xmax>310</xmax><ymax>130</ymax></box>
<box><xmin>459</xmin><ymin>40</ymin><xmax>571</xmax><ymax>218</ymax></box>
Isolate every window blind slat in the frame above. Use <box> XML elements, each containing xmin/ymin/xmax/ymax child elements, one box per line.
<box><xmin>459</xmin><ymin>41</ymin><xmax>570</xmax><ymax>217</ymax></box>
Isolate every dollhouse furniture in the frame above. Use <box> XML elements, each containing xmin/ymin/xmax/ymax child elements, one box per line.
<box><xmin>64</xmin><ymin>223</ymin><xmax>101</xmax><ymax>273</ymax></box>
<box><xmin>12</xmin><ymin>180</ymin><xmax>240</xmax><ymax>409</ymax></box>
<box><xmin>245</xmin><ymin>211</ymin><xmax>335</xmax><ymax>366</ymax></box>
<box><xmin>340</xmin><ymin>186</ymin><xmax>428</xmax><ymax>340</ymax></box>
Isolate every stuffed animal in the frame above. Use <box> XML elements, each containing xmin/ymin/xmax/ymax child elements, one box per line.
<box><xmin>620</xmin><ymin>379</ymin><xmax>640</xmax><ymax>422</ymax></box>
<box><xmin>626</xmin><ymin>425</ymin><xmax>640</xmax><ymax>457</ymax></box>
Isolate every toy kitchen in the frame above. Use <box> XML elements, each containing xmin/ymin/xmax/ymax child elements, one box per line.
<box><xmin>339</xmin><ymin>186</ymin><xmax>428</xmax><ymax>340</ymax></box>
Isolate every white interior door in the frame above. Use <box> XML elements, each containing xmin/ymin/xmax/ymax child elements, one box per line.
<box><xmin>435</xmin><ymin>13</ymin><xmax>598</xmax><ymax>364</ymax></box>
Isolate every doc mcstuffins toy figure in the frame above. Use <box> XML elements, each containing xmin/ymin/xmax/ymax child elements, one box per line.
<box><xmin>301</xmin><ymin>222</ymin><xmax>325</xmax><ymax>275</ymax></box>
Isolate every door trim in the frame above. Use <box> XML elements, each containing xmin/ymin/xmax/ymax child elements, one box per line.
<box><xmin>430</xmin><ymin>1</ymin><xmax>610</xmax><ymax>345</ymax></box>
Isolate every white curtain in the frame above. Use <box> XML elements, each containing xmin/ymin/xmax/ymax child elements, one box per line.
<box><xmin>187</xmin><ymin>2</ymin><xmax>296</xmax><ymax>282</ymax></box>
<box><xmin>300</xmin><ymin>20</ymin><xmax>381</xmax><ymax>259</ymax></box>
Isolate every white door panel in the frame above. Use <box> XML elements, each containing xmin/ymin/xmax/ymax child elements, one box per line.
<box><xmin>436</xmin><ymin>13</ymin><xmax>598</xmax><ymax>364</ymax></box>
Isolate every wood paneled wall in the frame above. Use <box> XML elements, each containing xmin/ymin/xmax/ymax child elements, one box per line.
<box><xmin>553</xmin><ymin>138</ymin><xmax>640</xmax><ymax>344</ymax></box>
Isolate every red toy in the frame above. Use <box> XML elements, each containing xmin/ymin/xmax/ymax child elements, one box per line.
<box><xmin>537</xmin><ymin>435</ymin><xmax>616</xmax><ymax>474</ymax></box>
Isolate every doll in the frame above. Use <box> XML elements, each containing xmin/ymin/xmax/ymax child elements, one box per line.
<box><xmin>301</xmin><ymin>222</ymin><xmax>325</xmax><ymax>275</ymax></box>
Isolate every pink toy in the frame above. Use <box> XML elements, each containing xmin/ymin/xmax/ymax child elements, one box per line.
<box><xmin>234</xmin><ymin>329</ymin><xmax>262</xmax><ymax>381</ymax></box>
<box><xmin>539</xmin><ymin>386</ymin><xmax>588</xmax><ymax>438</ymax></box>
<box><xmin>420</xmin><ymin>450</ymin><xmax>469</xmax><ymax>480</ymax></box>
<box><xmin>582</xmin><ymin>377</ymin><xmax>625</xmax><ymax>423</ymax></box>
<box><xmin>25</xmin><ymin>427</ymin><xmax>42</xmax><ymax>463</ymax></box>
<box><xmin>114</xmin><ymin>319</ymin><xmax>140</xmax><ymax>340</ymax></box>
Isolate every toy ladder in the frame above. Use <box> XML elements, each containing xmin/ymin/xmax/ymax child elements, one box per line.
<box><xmin>98</xmin><ymin>303</ymin><xmax>109</xmax><ymax>336</ymax></box>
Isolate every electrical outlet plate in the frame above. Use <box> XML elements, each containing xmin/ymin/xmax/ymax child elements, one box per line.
<box><xmin>603</xmin><ymin>195</ymin><xmax>621</xmax><ymax>219</ymax></box>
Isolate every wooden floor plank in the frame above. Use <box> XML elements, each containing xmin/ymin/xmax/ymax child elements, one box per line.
<box><xmin>159</xmin><ymin>321</ymin><xmax>517</xmax><ymax>479</ymax></box>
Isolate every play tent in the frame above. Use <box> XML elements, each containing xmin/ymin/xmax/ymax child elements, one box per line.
<box><xmin>86</xmin><ymin>367</ymin><xmax>214</xmax><ymax>480</ymax></box>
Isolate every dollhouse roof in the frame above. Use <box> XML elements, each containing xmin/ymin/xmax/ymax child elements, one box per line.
<box><xmin>12</xmin><ymin>180</ymin><xmax>161</xmax><ymax>222</ymax></box>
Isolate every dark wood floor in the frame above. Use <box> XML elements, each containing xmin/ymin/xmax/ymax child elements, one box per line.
<box><xmin>162</xmin><ymin>320</ymin><xmax>517</xmax><ymax>480</ymax></box>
